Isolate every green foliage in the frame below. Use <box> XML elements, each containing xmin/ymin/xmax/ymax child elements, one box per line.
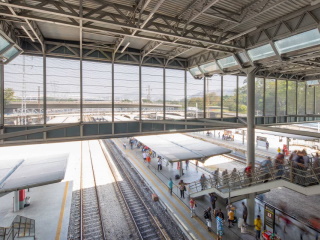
<box><xmin>4</xmin><ymin>88</ymin><xmax>15</xmax><ymax>105</ymax></box>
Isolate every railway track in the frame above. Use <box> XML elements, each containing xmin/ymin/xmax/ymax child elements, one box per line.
<box><xmin>80</xmin><ymin>141</ymin><xmax>105</xmax><ymax>240</ymax></box>
<box><xmin>100</xmin><ymin>139</ymin><xmax>169</xmax><ymax>240</ymax></box>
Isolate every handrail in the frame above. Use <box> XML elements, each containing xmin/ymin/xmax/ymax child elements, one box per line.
<box><xmin>189</xmin><ymin>162</ymin><xmax>320</xmax><ymax>196</ymax></box>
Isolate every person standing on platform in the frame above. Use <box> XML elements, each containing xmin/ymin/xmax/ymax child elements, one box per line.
<box><xmin>204</xmin><ymin>207</ymin><xmax>212</xmax><ymax>232</ymax></box>
<box><xmin>146</xmin><ymin>155</ymin><xmax>151</xmax><ymax>166</ymax></box>
<box><xmin>242</xmin><ymin>202</ymin><xmax>248</xmax><ymax>225</ymax></box>
<box><xmin>157</xmin><ymin>157</ymin><xmax>162</xmax><ymax>171</ymax></box>
<box><xmin>228</xmin><ymin>209</ymin><xmax>235</xmax><ymax>228</ymax></box>
<box><xmin>168</xmin><ymin>178</ymin><xmax>173</xmax><ymax>195</ymax></box>
<box><xmin>216</xmin><ymin>212</ymin><xmax>224</xmax><ymax>239</ymax></box>
<box><xmin>210</xmin><ymin>193</ymin><xmax>217</xmax><ymax>210</ymax></box>
<box><xmin>244</xmin><ymin>163</ymin><xmax>253</xmax><ymax>186</ymax></box>
<box><xmin>266</xmin><ymin>141</ymin><xmax>269</xmax><ymax>150</ymax></box>
<box><xmin>213</xmin><ymin>168</ymin><xmax>220</xmax><ymax>186</ymax></box>
<box><xmin>277</xmin><ymin>147</ymin><xmax>281</xmax><ymax>154</ymax></box>
<box><xmin>200</xmin><ymin>174</ymin><xmax>207</xmax><ymax>190</ymax></box>
<box><xmin>260</xmin><ymin>157</ymin><xmax>273</xmax><ymax>182</ymax></box>
<box><xmin>254</xmin><ymin>215</ymin><xmax>262</xmax><ymax>240</ymax></box>
<box><xmin>123</xmin><ymin>142</ymin><xmax>126</xmax><ymax>149</ymax></box>
<box><xmin>189</xmin><ymin>198</ymin><xmax>196</xmax><ymax>218</ymax></box>
<box><xmin>185</xmin><ymin>160</ymin><xmax>189</xmax><ymax>170</ymax></box>
<box><xmin>178</xmin><ymin>180</ymin><xmax>188</xmax><ymax>198</ymax></box>
<box><xmin>142</xmin><ymin>151</ymin><xmax>147</xmax><ymax>162</ymax></box>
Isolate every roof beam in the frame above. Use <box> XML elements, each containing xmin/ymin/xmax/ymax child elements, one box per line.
<box><xmin>0</xmin><ymin>2</ymin><xmax>242</xmax><ymax>51</ymax></box>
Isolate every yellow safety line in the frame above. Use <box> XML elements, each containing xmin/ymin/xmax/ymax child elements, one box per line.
<box><xmin>55</xmin><ymin>181</ymin><xmax>69</xmax><ymax>240</ymax></box>
<box><xmin>115</xmin><ymin>139</ymin><xmax>217</xmax><ymax>239</ymax></box>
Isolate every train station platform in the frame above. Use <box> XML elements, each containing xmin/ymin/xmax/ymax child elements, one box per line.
<box><xmin>113</xmin><ymin>138</ymin><xmax>256</xmax><ymax>240</ymax></box>
<box><xmin>113</xmin><ymin>136</ymin><xmax>320</xmax><ymax>240</ymax></box>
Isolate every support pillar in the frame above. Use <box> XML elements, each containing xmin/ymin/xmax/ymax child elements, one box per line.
<box><xmin>13</xmin><ymin>191</ymin><xmax>19</xmax><ymax>212</ymax></box>
<box><xmin>179</xmin><ymin>161</ymin><xmax>183</xmax><ymax>176</ymax></box>
<box><xmin>244</xmin><ymin>67</ymin><xmax>258</xmax><ymax>225</ymax></box>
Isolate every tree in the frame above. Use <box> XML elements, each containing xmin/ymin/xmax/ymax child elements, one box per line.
<box><xmin>4</xmin><ymin>88</ymin><xmax>15</xmax><ymax>105</ymax></box>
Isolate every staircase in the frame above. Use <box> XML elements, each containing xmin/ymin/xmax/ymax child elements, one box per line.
<box><xmin>0</xmin><ymin>216</ymin><xmax>35</xmax><ymax>240</ymax></box>
<box><xmin>188</xmin><ymin>162</ymin><xmax>320</xmax><ymax>198</ymax></box>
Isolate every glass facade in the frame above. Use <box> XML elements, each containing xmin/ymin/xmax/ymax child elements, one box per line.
<box><xmin>287</xmin><ymin>81</ymin><xmax>297</xmax><ymax>115</ymax></box>
<box><xmin>206</xmin><ymin>75</ymin><xmax>221</xmax><ymax>118</ymax></box>
<box><xmin>187</xmin><ymin>71</ymin><xmax>204</xmax><ymax>118</ymax></box>
<box><xmin>222</xmin><ymin>75</ymin><xmax>237</xmax><ymax>117</ymax></box>
<box><xmin>141</xmin><ymin>66</ymin><xmax>163</xmax><ymax>120</ymax></box>
<box><xmin>306</xmin><ymin>86</ymin><xmax>315</xmax><ymax>114</ymax></box>
<box><xmin>297</xmin><ymin>82</ymin><xmax>306</xmax><ymax>115</ymax></box>
<box><xmin>4</xmin><ymin>55</ymin><xmax>43</xmax><ymax>125</ymax></box>
<box><xmin>265</xmin><ymin>78</ymin><xmax>276</xmax><ymax>116</ymax></box>
<box><xmin>248</xmin><ymin>44</ymin><xmax>276</xmax><ymax>61</ymax></box>
<box><xmin>255</xmin><ymin>78</ymin><xmax>264</xmax><ymax>116</ymax></box>
<box><xmin>83</xmin><ymin>61</ymin><xmax>112</xmax><ymax>122</ymax></box>
<box><xmin>238</xmin><ymin>76</ymin><xmax>247</xmax><ymax>117</ymax></box>
<box><xmin>277</xmin><ymin>80</ymin><xmax>287</xmax><ymax>116</ymax></box>
<box><xmin>166</xmin><ymin>69</ymin><xmax>185</xmax><ymax>119</ymax></box>
<box><xmin>47</xmin><ymin>57</ymin><xmax>80</xmax><ymax>123</ymax></box>
<box><xmin>217</xmin><ymin>56</ymin><xmax>238</xmax><ymax>69</ymax></box>
<box><xmin>114</xmin><ymin>64</ymin><xmax>139</xmax><ymax>121</ymax></box>
<box><xmin>3</xmin><ymin>55</ymin><xmax>316</xmax><ymax>126</ymax></box>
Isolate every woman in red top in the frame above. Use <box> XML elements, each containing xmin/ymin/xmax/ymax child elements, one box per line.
<box><xmin>244</xmin><ymin>163</ymin><xmax>253</xmax><ymax>185</ymax></box>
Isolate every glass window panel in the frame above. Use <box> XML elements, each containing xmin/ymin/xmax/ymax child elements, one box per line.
<box><xmin>3</xmin><ymin>46</ymin><xmax>19</xmax><ymax>60</ymax></box>
<box><xmin>306</xmin><ymin>86</ymin><xmax>315</xmax><ymax>114</ymax></box>
<box><xmin>187</xmin><ymin>71</ymin><xmax>203</xmax><ymax>118</ymax></box>
<box><xmin>206</xmin><ymin>75</ymin><xmax>221</xmax><ymax>118</ymax></box>
<box><xmin>0</xmin><ymin>36</ymin><xmax>10</xmax><ymax>51</ymax></box>
<box><xmin>166</xmin><ymin>69</ymin><xmax>185</xmax><ymax>119</ymax></box>
<box><xmin>114</xmin><ymin>64</ymin><xmax>139</xmax><ymax>121</ymax></box>
<box><xmin>142</xmin><ymin>66</ymin><xmax>163</xmax><ymax>120</ymax></box>
<box><xmin>277</xmin><ymin>80</ymin><xmax>286</xmax><ymax>116</ymax></box>
<box><xmin>297</xmin><ymin>82</ymin><xmax>306</xmax><ymax>115</ymax></box>
<box><xmin>47</xmin><ymin>57</ymin><xmax>80</xmax><ymax>123</ymax></box>
<box><xmin>248</xmin><ymin>44</ymin><xmax>276</xmax><ymax>61</ymax></box>
<box><xmin>217</xmin><ymin>56</ymin><xmax>238</xmax><ymax>68</ymax></box>
<box><xmin>316</xmin><ymin>86</ymin><xmax>320</xmax><ymax>114</ymax></box>
<box><xmin>265</xmin><ymin>78</ymin><xmax>276</xmax><ymax>116</ymax></box>
<box><xmin>275</xmin><ymin>29</ymin><xmax>320</xmax><ymax>54</ymax></box>
<box><xmin>255</xmin><ymin>78</ymin><xmax>264</xmax><ymax>116</ymax></box>
<box><xmin>222</xmin><ymin>75</ymin><xmax>237</xmax><ymax>117</ymax></box>
<box><xmin>199</xmin><ymin>61</ymin><xmax>219</xmax><ymax>74</ymax></box>
<box><xmin>4</xmin><ymin>55</ymin><xmax>43</xmax><ymax>125</ymax></box>
<box><xmin>189</xmin><ymin>67</ymin><xmax>202</xmax><ymax>76</ymax></box>
<box><xmin>287</xmin><ymin>81</ymin><xmax>297</xmax><ymax>115</ymax></box>
<box><xmin>83</xmin><ymin>61</ymin><xmax>112</xmax><ymax>122</ymax></box>
<box><xmin>238</xmin><ymin>76</ymin><xmax>247</xmax><ymax>117</ymax></box>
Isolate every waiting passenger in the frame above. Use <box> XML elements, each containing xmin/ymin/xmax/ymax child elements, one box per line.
<box><xmin>230</xmin><ymin>168</ymin><xmax>238</xmax><ymax>186</ymax></box>
<box><xmin>204</xmin><ymin>207</ymin><xmax>212</xmax><ymax>232</ymax></box>
<box><xmin>200</xmin><ymin>174</ymin><xmax>207</xmax><ymax>190</ymax></box>
<box><xmin>189</xmin><ymin>198</ymin><xmax>196</xmax><ymax>218</ymax></box>
<box><xmin>222</xmin><ymin>169</ymin><xmax>228</xmax><ymax>186</ymax></box>
<box><xmin>216</xmin><ymin>212</ymin><xmax>224</xmax><ymax>239</ymax></box>
<box><xmin>260</xmin><ymin>157</ymin><xmax>272</xmax><ymax>182</ymax></box>
<box><xmin>178</xmin><ymin>180</ymin><xmax>188</xmax><ymax>198</ymax></box>
<box><xmin>313</xmin><ymin>152</ymin><xmax>320</xmax><ymax>180</ymax></box>
<box><xmin>244</xmin><ymin>163</ymin><xmax>253</xmax><ymax>186</ymax></box>
<box><xmin>213</xmin><ymin>168</ymin><xmax>220</xmax><ymax>186</ymax></box>
<box><xmin>275</xmin><ymin>152</ymin><xmax>285</xmax><ymax>179</ymax></box>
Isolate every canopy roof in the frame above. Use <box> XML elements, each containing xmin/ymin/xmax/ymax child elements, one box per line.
<box><xmin>0</xmin><ymin>153</ymin><xmax>68</xmax><ymax>194</ymax></box>
<box><xmin>136</xmin><ymin>133</ymin><xmax>231</xmax><ymax>162</ymax></box>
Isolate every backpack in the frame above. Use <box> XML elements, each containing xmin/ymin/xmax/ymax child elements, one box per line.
<box><xmin>204</xmin><ymin>211</ymin><xmax>209</xmax><ymax>219</ymax></box>
<box><xmin>297</xmin><ymin>156</ymin><xmax>304</xmax><ymax>164</ymax></box>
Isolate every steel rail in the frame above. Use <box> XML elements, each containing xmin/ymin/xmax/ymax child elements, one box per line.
<box><xmin>99</xmin><ymin>139</ymin><xmax>170</xmax><ymax>240</ymax></box>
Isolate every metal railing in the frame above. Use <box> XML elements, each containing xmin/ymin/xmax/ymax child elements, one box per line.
<box><xmin>0</xmin><ymin>215</ymin><xmax>35</xmax><ymax>240</ymax></box>
<box><xmin>189</xmin><ymin>161</ymin><xmax>320</xmax><ymax>195</ymax></box>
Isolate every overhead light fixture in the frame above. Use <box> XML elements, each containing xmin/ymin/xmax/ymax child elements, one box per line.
<box><xmin>120</xmin><ymin>42</ymin><xmax>130</xmax><ymax>53</ymax></box>
<box><xmin>222</xmin><ymin>27</ymin><xmax>257</xmax><ymax>44</ymax></box>
<box><xmin>21</xmin><ymin>25</ymin><xmax>35</xmax><ymax>42</ymax></box>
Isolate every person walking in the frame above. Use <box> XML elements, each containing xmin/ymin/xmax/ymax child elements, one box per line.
<box><xmin>189</xmin><ymin>198</ymin><xmax>196</xmax><ymax>218</ymax></box>
<box><xmin>210</xmin><ymin>193</ymin><xmax>217</xmax><ymax>210</ymax></box>
<box><xmin>204</xmin><ymin>207</ymin><xmax>212</xmax><ymax>232</ymax></box>
<box><xmin>228</xmin><ymin>209</ymin><xmax>235</xmax><ymax>228</ymax></box>
<box><xmin>200</xmin><ymin>174</ymin><xmax>207</xmax><ymax>190</ymax></box>
<box><xmin>168</xmin><ymin>178</ymin><xmax>173</xmax><ymax>195</ymax></box>
<box><xmin>123</xmin><ymin>142</ymin><xmax>127</xmax><ymax>149</ymax></box>
<box><xmin>178</xmin><ymin>180</ymin><xmax>187</xmax><ymax>198</ymax></box>
<box><xmin>214</xmin><ymin>168</ymin><xmax>220</xmax><ymax>186</ymax></box>
<box><xmin>260</xmin><ymin>157</ymin><xmax>272</xmax><ymax>182</ymax></box>
<box><xmin>266</xmin><ymin>141</ymin><xmax>269</xmax><ymax>150</ymax></box>
<box><xmin>244</xmin><ymin>163</ymin><xmax>253</xmax><ymax>186</ymax></box>
<box><xmin>242</xmin><ymin>202</ymin><xmax>248</xmax><ymax>225</ymax></box>
<box><xmin>216</xmin><ymin>212</ymin><xmax>224</xmax><ymax>239</ymax></box>
<box><xmin>142</xmin><ymin>151</ymin><xmax>147</xmax><ymax>162</ymax></box>
<box><xmin>185</xmin><ymin>160</ymin><xmax>189</xmax><ymax>170</ymax></box>
<box><xmin>254</xmin><ymin>215</ymin><xmax>262</xmax><ymax>240</ymax></box>
<box><xmin>157</xmin><ymin>157</ymin><xmax>162</xmax><ymax>171</ymax></box>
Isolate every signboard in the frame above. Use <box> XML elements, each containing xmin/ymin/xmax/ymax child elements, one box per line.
<box><xmin>264</xmin><ymin>204</ymin><xmax>275</xmax><ymax>233</ymax></box>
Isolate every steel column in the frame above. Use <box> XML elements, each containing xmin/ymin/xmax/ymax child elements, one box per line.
<box><xmin>80</xmin><ymin>0</ymin><xmax>83</xmax><ymax>123</ymax></box>
<box><xmin>111</xmin><ymin>61</ymin><xmax>114</xmax><ymax>123</ymax></box>
<box><xmin>139</xmin><ymin>64</ymin><xmax>142</xmax><ymax>121</ymax></box>
<box><xmin>163</xmin><ymin>67</ymin><xmax>166</xmax><ymax>121</ymax></box>
<box><xmin>275</xmin><ymin>78</ymin><xmax>278</xmax><ymax>122</ymax></box>
<box><xmin>246</xmin><ymin>68</ymin><xmax>257</xmax><ymax>226</ymax></box>
<box><xmin>221</xmin><ymin>75</ymin><xmax>223</xmax><ymax>119</ymax></box>
<box><xmin>263</xmin><ymin>77</ymin><xmax>266</xmax><ymax>117</ymax></box>
<box><xmin>0</xmin><ymin>64</ymin><xmax>4</xmax><ymax>126</ymax></box>
<box><xmin>313</xmin><ymin>86</ymin><xmax>316</xmax><ymax>114</ymax></box>
<box><xmin>236</xmin><ymin>75</ymin><xmax>239</xmax><ymax>118</ymax></box>
<box><xmin>285</xmin><ymin>80</ymin><xmax>288</xmax><ymax>116</ymax></box>
<box><xmin>204</xmin><ymin>77</ymin><xmax>206</xmax><ymax>118</ymax></box>
<box><xmin>295</xmin><ymin>81</ymin><xmax>298</xmax><ymax>116</ymax></box>
<box><xmin>184</xmin><ymin>69</ymin><xmax>187</xmax><ymax>121</ymax></box>
<box><xmin>43</xmin><ymin>51</ymin><xmax>46</xmax><ymax>125</ymax></box>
